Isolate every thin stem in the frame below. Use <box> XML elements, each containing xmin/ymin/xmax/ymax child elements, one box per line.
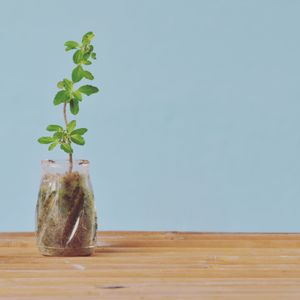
<box><xmin>64</xmin><ymin>102</ymin><xmax>73</xmax><ymax>173</ymax></box>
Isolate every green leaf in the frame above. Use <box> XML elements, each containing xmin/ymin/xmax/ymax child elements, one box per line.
<box><xmin>63</xmin><ymin>78</ymin><xmax>73</xmax><ymax>91</ymax></box>
<box><xmin>82</xmin><ymin>32</ymin><xmax>94</xmax><ymax>45</ymax></box>
<box><xmin>91</xmin><ymin>52</ymin><xmax>96</xmax><ymax>60</ymax></box>
<box><xmin>83</xmin><ymin>53</ymin><xmax>90</xmax><ymax>60</ymax></box>
<box><xmin>83</xmin><ymin>70</ymin><xmax>94</xmax><ymax>80</ymax></box>
<box><xmin>64</xmin><ymin>41</ymin><xmax>80</xmax><ymax>51</ymax></box>
<box><xmin>82</xmin><ymin>60</ymin><xmax>91</xmax><ymax>65</ymax></box>
<box><xmin>57</xmin><ymin>81</ymin><xmax>64</xmax><ymax>89</ymax></box>
<box><xmin>48</xmin><ymin>141</ymin><xmax>59</xmax><ymax>151</ymax></box>
<box><xmin>71</xmin><ymin>134</ymin><xmax>85</xmax><ymax>145</ymax></box>
<box><xmin>67</xmin><ymin>120</ymin><xmax>76</xmax><ymax>133</ymax></box>
<box><xmin>71</xmin><ymin>128</ymin><xmax>88</xmax><ymax>136</ymax></box>
<box><xmin>78</xmin><ymin>85</ymin><xmax>99</xmax><ymax>96</ymax></box>
<box><xmin>53</xmin><ymin>90</ymin><xmax>70</xmax><ymax>105</ymax></box>
<box><xmin>60</xmin><ymin>143</ymin><xmax>73</xmax><ymax>154</ymax></box>
<box><xmin>73</xmin><ymin>50</ymin><xmax>83</xmax><ymax>64</ymax></box>
<box><xmin>73</xmin><ymin>90</ymin><xmax>82</xmax><ymax>101</ymax></box>
<box><xmin>72</xmin><ymin>65</ymin><xmax>84</xmax><ymax>83</ymax></box>
<box><xmin>46</xmin><ymin>125</ymin><xmax>63</xmax><ymax>132</ymax></box>
<box><xmin>54</xmin><ymin>131</ymin><xmax>63</xmax><ymax>139</ymax></box>
<box><xmin>86</xmin><ymin>45</ymin><xmax>94</xmax><ymax>54</ymax></box>
<box><xmin>38</xmin><ymin>137</ymin><xmax>54</xmax><ymax>144</ymax></box>
<box><xmin>70</xmin><ymin>99</ymin><xmax>79</xmax><ymax>115</ymax></box>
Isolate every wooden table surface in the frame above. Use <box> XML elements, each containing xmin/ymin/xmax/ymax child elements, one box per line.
<box><xmin>1</xmin><ymin>232</ymin><xmax>300</xmax><ymax>299</ymax></box>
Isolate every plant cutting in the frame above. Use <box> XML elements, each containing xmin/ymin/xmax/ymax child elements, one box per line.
<box><xmin>36</xmin><ymin>32</ymin><xmax>99</xmax><ymax>256</ymax></box>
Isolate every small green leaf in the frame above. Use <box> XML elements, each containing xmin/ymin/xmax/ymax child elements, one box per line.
<box><xmin>83</xmin><ymin>46</ymin><xmax>93</xmax><ymax>59</ymax></box>
<box><xmin>91</xmin><ymin>52</ymin><xmax>96</xmax><ymax>60</ymax></box>
<box><xmin>83</xmin><ymin>70</ymin><xmax>94</xmax><ymax>80</ymax></box>
<box><xmin>57</xmin><ymin>81</ymin><xmax>64</xmax><ymax>89</ymax></box>
<box><xmin>78</xmin><ymin>85</ymin><xmax>99</xmax><ymax>96</ymax></box>
<box><xmin>63</xmin><ymin>78</ymin><xmax>73</xmax><ymax>91</ymax></box>
<box><xmin>71</xmin><ymin>134</ymin><xmax>85</xmax><ymax>145</ymax></box>
<box><xmin>48</xmin><ymin>141</ymin><xmax>59</xmax><ymax>151</ymax></box>
<box><xmin>71</xmin><ymin>128</ymin><xmax>88</xmax><ymax>136</ymax></box>
<box><xmin>73</xmin><ymin>50</ymin><xmax>83</xmax><ymax>64</ymax></box>
<box><xmin>82</xmin><ymin>60</ymin><xmax>91</xmax><ymax>65</ymax></box>
<box><xmin>86</xmin><ymin>45</ymin><xmax>94</xmax><ymax>54</ymax></box>
<box><xmin>67</xmin><ymin>120</ymin><xmax>76</xmax><ymax>133</ymax></box>
<box><xmin>73</xmin><ymin>90</ymin><xmax>82</xmax><ymax>101</ymax></box>
<box><xmin>38</xmin><ymin>137</ymin><xmax>54</xmax><ymax>144</ymax></box>
<box><xmin>60</xmin><ymin>143</ymin><xmax>73</xmax><ymax>154</ymax></box>
<box><xmin>82</xmin><ymin>32</ymin><xmax>94</xmax><ymax>45</ymax></box>
<box><xmin>70</xmin><ymin>99</ymin><xmax>79</xmax><ymax>115</ymax></box>
<box><xmin>54</xmin><ymin>131</ymin><xmax>63</xmax><ymax>139</ymax></box>
<box><xmin>64</xmin><ymin>41</ymin><xmax>80</xmax><ymax>51</ymax></box>
<box><xmin>83</xmin><ymin>53</ymin><xmax>90</xmax><ymax>60</ymax></box>
<box><xmin>46</xmin><ymin>125</ymin><xmax>63</xmax><ymax>132</ymax></box>
<box><xmin>72</xmin><ymin>65</ymin><xmax>84</xmax><ymax>83</ymax></box>
<box><xmin>53</xmin><ymin>90</ymin><xmax>70</xmax><ymax>105</ymax></box>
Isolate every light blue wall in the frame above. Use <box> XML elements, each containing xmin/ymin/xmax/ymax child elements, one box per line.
<box><xmin>0</xmin><ymin>0</ymin><xmax>300</xmax><ymax>232</ymax></box>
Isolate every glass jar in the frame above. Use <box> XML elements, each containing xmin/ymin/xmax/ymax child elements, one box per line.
<box><xmin>36</xmin><ymin>159</ymin><xmax>97</xmax><ymax>256</ymax></box>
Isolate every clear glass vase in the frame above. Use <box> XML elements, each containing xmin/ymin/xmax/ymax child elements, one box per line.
<box><xmin>36</xmin><ymin>159</ymin><xmax>97</xmax><ymax>256</ymax></box>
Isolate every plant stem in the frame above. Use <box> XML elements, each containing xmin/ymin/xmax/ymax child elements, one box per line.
<box><xmin>64</xmin><ymin>102</ymin><xmax>73</xmax><ymax>173</ymax></box>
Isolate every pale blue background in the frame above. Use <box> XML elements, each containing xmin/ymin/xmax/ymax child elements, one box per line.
<box><xmin>0</xmin><ymin>0</ymin><xmax>300</xmax><ymax>232</ymax></box>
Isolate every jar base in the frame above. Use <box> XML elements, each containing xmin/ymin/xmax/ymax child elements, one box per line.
<box><xmin>38</xmin><ymin>246</ymin><xmax>96</xmax><ymax>256</ymax></box>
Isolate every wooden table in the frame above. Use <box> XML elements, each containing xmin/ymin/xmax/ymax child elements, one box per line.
<box><xmin>1</xmin><ymin>232</ymin><xmax>300</xmax><ymax>299</ymax></box>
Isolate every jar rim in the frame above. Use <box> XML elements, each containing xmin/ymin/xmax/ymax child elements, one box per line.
<box><xmin>41</xmin><ymin>159</ymin><xmax>90</xmax><ymax>166</ymax></box>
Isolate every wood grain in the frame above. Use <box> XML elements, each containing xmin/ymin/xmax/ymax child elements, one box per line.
<box><xmin>1</xmin><ymin>232</ymin><xmax>300</xmax><ymax>299</ymax></box>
